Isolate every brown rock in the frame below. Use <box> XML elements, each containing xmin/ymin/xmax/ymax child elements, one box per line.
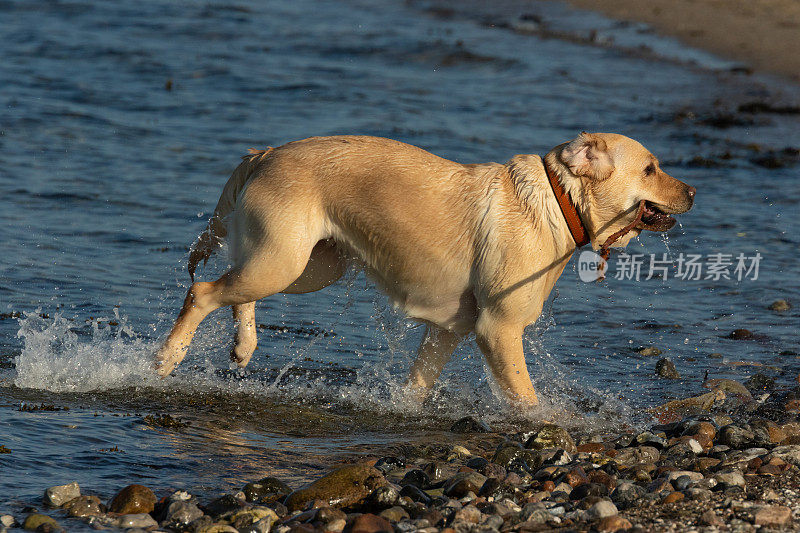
<box><xmin>349</xmin><ymin>513</ymin><xmax>393</xmax><ymax>533</ymax></box>
<box><xmin>683</xmin><ymin>421</ymin><xmax>716</xmax><ymax>441</ymax></box>
<box><xmin>649</xmin><ymin>391</ymin><xmax>724</xmax><ymax>423</ymax></box>
<box><xmin>699</xmin><ymin>510</ymin><xmax>724</xmax><ymax>526</ymax></box>
<box><xmin>757</xmin><ymin>464</ymin><xmax>782</xmax><ymax>476</ymax></box>
<box><xmin>108</xmin><ymin>484</ymin><xmax>156</xmax><ymax>515</ymax></box>
<box><xmin>753</xmin><ymin>505</ymin><xmax>792</xmax><ymax>527</ymax></box>
<box><xmin>576</xmin><ymin>443</ymin><xmax>606</xmax><ymax>453</ymax></box>
<box><xmin>747</xmin><ymin>457</ymin><xmax>763</xmax><ymax>471</ymax></box>
<box><xmin>564</xmin><ymin>466</ymin><xmax>589</xmax><ymax>488</ymax></box>
<box><xmin>597</xmin><ymin>515</ymin><xmax>632</xmax><ymax>532</ymax></box>
<box><xmin>541</xmin><ymin>480</ymin><xmax>555</xmax><ymax>492</ymax></box>
<box><xmin>752</xmin><ymin>419</ymin><xmax>787</xmax><ymax>444</ymax></box>
<box><xmin>285</xmin><ymin>465</ymin><xmax>386</xmax><ymax>512</ymax></box>
<box><xmin>695</xmin><ymin>457</ymin><xmax>721</xmax><ymax>472</ymax></box>
<box><xmin>662</xmin><ymin>492</ymin><xmax>684</xmax><ymax>504</ymax></box>
<box><xmin>588</xmin><ymin>470</ymin><xmax>616</xmax><ymax>492</ymax></box>
<box><xmin>647</xmin><ymin>479</ymin><xmax>673</xmax><ymax>494</ymax></box>
<box><xmin>786</xmin><ymin>399</ymin><xmax>800</xmax><ymax>413</ymax></box>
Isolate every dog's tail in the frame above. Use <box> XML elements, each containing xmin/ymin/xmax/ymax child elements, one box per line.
<box><xmin>188</xmin><ymin>147</ymin><xmax>275</xmax><ymax>281</ymax></box>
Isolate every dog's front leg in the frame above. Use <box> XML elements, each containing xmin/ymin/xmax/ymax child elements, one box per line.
<box><xmin>475</xmin><ymin>312</ymin><xmax>538</xmax><ymax>406</ymax></box>
<box><xmin>407</xmin><ymin>325</ymin><xmax>461</xmax><ymax>401</ymax></box>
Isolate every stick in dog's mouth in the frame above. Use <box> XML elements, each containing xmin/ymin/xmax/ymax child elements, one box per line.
<box><xmin>636</xmin><ymin>200</ymin><xmax>677</xmax><ymax>232</ymax></box>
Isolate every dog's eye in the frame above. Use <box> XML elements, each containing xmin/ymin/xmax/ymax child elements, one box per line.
<box><xmin>644</xmin><ymin>163</ymin><xmax>655</xmax><ymax>176</ymax></box>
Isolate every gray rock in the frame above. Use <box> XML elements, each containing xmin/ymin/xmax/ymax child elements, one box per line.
<box><xmin>368</xmin><ymin>485</ymin><xmax>399</xmax><ymax>508</ymax></box>
<box><xmin>714</xmin><ymin>470</ymin><xmax>746</xmax><ymax>488</ymax></box>
<box><xmin>655</xmin><ymin>358</ymin><xmax>680</xmax><ymax>379</ymax></box>
<box><xmin>44</xmin><ymin>482</ymin><xmax>80</xmax><ymax>507</ymax></box>
<box><xmin>614</xmin><ymin>446</ymin><xmax>660</xmax><ymax>466</ymax></box>
<box><xmin>164</xmin><ymin>500</ymin><xmax>204</xmax><ymax>525</ymax></box>
<box><xmin>611</xmin><ymin>483</ymin><xmax>645</xmax><ymax>507</ymax></box>
<box><xmin>718</xmin><ymin>425</ymin><xmax>755</xmax><ymax>449</ymax></box>
<box><xmin>673</xmin><ymin>475</ymin><xmax>695</xmax><ymax>491</ymax></box>
<box><xmin>481</xmin><ymin>514</ymin><xmax>504</xmax><ymax>530</ymax></box>
<box><xmin>116</xmin><ymin>514</ymin><xmax>158</xmax><ymax>529</ymax></box>
<box><xmin>768</xmin><ymin>445</ymin><xmax>800</xmax><ymax>467</ymax></box>
<box><xmin>665</xmin><ymin>470</ymin><xmax>704</xmax><ymax>483</ymax></box>
<box><xmin>686</xmin><ymin>487</ymin><xmax>713</xmax><ymax>501</ymax></box>
<box><xmin>635</xmin><ymin>432</ymin><xmax>667</xmax><ymax>449</ymax></box>
<box><xmin>242</xmin><ymin>477</ymin><xmax>292</xmax><ymax>503</ymax></box>
<box><xmin>584</xmin><ymin>500</ymin><xmax>618</xmax><ymax>520</ymax></box>
<box><xmin>491</xmin><ymin>441</ymin><xmax>524</xmax><ymax>468</ymax></box>
<box><xmin>519</xmin><ymin>503</ymin><xmax>551</xmax><ymax>524</ymax></box>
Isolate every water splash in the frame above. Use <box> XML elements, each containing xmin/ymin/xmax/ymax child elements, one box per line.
<box><xmin>13</xmin><ymin>309</ymin><xmax>161</xmax><ymax>393</ymax></box>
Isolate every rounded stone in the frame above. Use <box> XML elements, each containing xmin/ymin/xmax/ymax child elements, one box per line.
<box><xmin>203</xmin><ymin>494</ymin><xmax>246</xmax><ymax>518</ymax></box>
<box><xmin>611</xmin><ymin>483</ymin><xmax>645</xmax><ymax>506</ymax></box>
<box><xmin>714</xmin><ymin>470</ymin><xmax>746</xmax><ymax>488</ymax></box>
<box><xmin>350</xmin><ymin>513</ymin><xmax>393</xmax><ymax>533</ymax></box>
<box><xmin>570</xmin><ymin>483</ymin><xmax>608</xmax><ymax>500</ymax></box>
<box><xmin>108</xmin><ymin>484</ymin><xmax>156</xmax><ymax>515</ymax></box>
<box><xmin>662</xmin><ymin>492</ymin><xmax>684</xmax><ymax>504</ymax></box>
<box><xmin>243</xmin><ymin>477</ymin><xmax>292</xmax><ymax>503</ymax></box>
<box><xmin>23</xmin><ymin>513</ymin><xmax>60</xmax><ymax>531</ymax></box>
<box><xmin>584</xmin><ymin>500</ymin><xmax>618</xmax><ymax>520</ymax></box>
<box><xmin>729</xmin><ymin>328</ymin><xmax>754</xmax><ymax>340</ymax></box>
<box><xmin>62</xmin><ymin>495</ymin><xmax>102</xmax><ymax>518</ymax></box>
<box><xmin>43</xmin><ymin>483</ymin><xmax>80</xmax><ymax>508</ymax></box>
<box><xmin>525</xmin><ymin>424</ymin><xmax>577</xmax><ymax>454</ymax></box>
<box><xmin>443</xmin><ymin>472</ymin><xmax>487</xmax><ymax>498</ymax></box>
<box><xmin>718</xmin><ymin>425</ymin><xmax>755</xmax><ymax>449</ymax></box>
<box><xmin>378</xmin><ymin>506</ymin><xmax>409</xmax><ymax>523</ymax></box>
<box><xmin>284</xmin><ymin>465</ymin><xmax>386</xmax><ymax>512</ymax></box>
<box><xmin>597</xmin><ymin>515</ymin><xmax>632</xmax><ymax>532</ymax></box>
<box><xmin>164</xmin><ymin>500</ymin><xmax>204</xmax><ymax>525</ymax></box>
<box><xmin>754</xmin><ymin>505</ymin><xmax>792</xmax><ymax>527</ymax></box>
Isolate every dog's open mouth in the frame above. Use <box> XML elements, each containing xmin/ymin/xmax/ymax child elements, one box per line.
<box><xmin>636</xmin><ymin>201</ymin><xmax>677</xmax><ymax>232</ymax></box>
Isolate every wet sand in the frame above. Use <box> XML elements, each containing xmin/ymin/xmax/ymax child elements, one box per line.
<box><xmin>561</xmin><ymin>0</ymin><xmax>800</xmax><ymax>83</ymax></box>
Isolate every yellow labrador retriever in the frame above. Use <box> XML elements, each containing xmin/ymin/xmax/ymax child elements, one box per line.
<box><xmin>155</xmin><ymin>133</ymin><xmax>694</xmax><ymax>406</ymax></box>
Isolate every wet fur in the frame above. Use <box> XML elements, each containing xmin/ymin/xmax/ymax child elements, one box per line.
<box><xmin>157</xmin><ymin>133</ymin><xmax>695</xmax><ymax>407</ymax></box>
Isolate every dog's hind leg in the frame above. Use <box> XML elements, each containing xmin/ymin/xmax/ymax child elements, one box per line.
<box><xmin>155</xmin><ymin>238</ymin><xmax>318</xmax><ymax>377</ymax></box>
<box><xmin>231</xmin><ymin>302</ymin><xmax>257</xmax><ymax>367</ymax></box>
<box><xmin>407</xmin><ymin>325</ymin><xmax>461</xmax><ymax>400</ymax></box>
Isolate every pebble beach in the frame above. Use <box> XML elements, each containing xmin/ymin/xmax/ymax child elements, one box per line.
<box><xmin>7</xmin><ymin>370</ymin><xmax>800</xmax><ymax>532</ymax></box>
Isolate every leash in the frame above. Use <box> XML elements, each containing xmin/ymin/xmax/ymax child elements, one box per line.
<box><xmin>595</xmin><ymin>199</ymin><xmax>646</xmax><ymax>280</ymax></box>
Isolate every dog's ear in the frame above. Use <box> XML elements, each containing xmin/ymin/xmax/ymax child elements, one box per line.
<box><xmin>560</xmin><ymin>132</ymin><xmax>614</xmax><ymax>180</ymax></box>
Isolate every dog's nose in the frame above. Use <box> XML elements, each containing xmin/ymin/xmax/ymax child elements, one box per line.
<box><xmin>687</xmin><ymin>186</ymin><xmax>696</xmax><ymax>199</ymax></box>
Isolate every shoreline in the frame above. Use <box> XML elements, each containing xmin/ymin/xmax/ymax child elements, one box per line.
<box><xmin>560</xmin><ymin>0</ymin><xmax>800</xmax><ymax>84</ymax></box>
<box><xmin>8</xmin><ymin>384</ymin><xmax>800</xmax><ymax>532</ymax></box>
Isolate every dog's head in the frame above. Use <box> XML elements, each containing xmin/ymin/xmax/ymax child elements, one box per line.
<box><xmin>553</xmin><ymin>132</ymin><xmax>695</xmax><ymax>248</ymax></box>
